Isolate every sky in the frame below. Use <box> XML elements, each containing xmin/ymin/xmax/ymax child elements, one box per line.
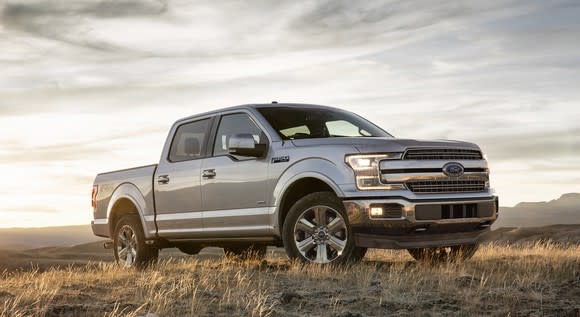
<box><xmin>1</xmin><ymin>0</ymin><xmax>579</xmax><ymax>228</ymax></box>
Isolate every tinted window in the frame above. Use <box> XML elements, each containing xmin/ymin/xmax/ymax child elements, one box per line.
<box><xmin>257</xmin><ymin>107</ymin><xmax>391</xmax><ymax>140</ymax></box>
<box><xmin>213</xmin><ymin>113</ymin><xmax>264</xmax><ymax>156</ymax></box>
<box><xmin>168</xmin><ymin>119</ymin><xmax>211</xmax><ymax>162</ymax></box>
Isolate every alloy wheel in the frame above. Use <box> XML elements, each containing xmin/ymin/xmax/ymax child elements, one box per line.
<box><xmin>116</xmin><ymin>225</ymin><xmax>138</xmax><ymax>268</ymax></box>
<box><xmin>293</xmin><ymin>206</ymin><xmax>348</xmax><ymax>264</ymax></box>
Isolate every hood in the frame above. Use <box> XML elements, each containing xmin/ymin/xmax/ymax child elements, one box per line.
<box><xmin>290</xmin><ymin>137</ymin><xmax>480</xmax><ymax>153</ymax></box>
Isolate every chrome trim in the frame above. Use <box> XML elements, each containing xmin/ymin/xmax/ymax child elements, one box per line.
<box><xmin>204</xmin><ymin>207</ymin><xmax>273</xmax><ymax>218</ymax></box>
<box><xmin>160</xmin><ymin>226</ymin><xmax>272</xmax><ymax>234</ymax></box>
<box><xmin>146</xmin><ymin>207</ymin><xmax>276</xmax><ymax>234</ymax></box>
<box><xmin>407</xmin><ymin>180</ymin><xmax>486</xmax><ymax>194</ymax></box>
<box><xmin>379</xmin><ymin>160</ymin><xmax>487</xmax><ymax>170</ymax></box>
<box><xmin>370</xmin><ymin>216</ymin><xmax>406</xmax><ymax>221</ymax></box>
<box><xmin>93</xmin><ymin>218</ymin><xmax>108</xmax><ymax>225</ymax></box>
<box><xmin>146</xmin><ymin>207</ymin><xmax>273</xmax><ymax>221</ymax></box>
<box><xmin>381</xmin><ymin>172</ymin><xmax>488</xmax><ymax>183</ymax></box>
<box><xmin>379</xmin><ymin>158</ymin><xmax>489</xmax><ymax>194</ymax></box>
<box><xmin>403</xmin><ymin>148</ymin><xmax>483</xmax><ymax>160</ymax></box>
<box><xmin>145</xmin><ymin>213</ymin><xmax>202</xmax><ymax>222</ymax></box>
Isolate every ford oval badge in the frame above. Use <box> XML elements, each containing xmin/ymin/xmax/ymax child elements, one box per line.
<box><xmin>443</xmin><ymin>162</ymin><xmax>464</xmax><ymax>177</ymax></box>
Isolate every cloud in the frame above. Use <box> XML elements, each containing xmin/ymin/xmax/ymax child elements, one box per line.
<box><xmin>3</xmin><ymin>206</ymin><xmax>62</xmax><ymax>214</ymax></box>
<box><xmin>291</xmin><ymin>1</ymin><xmax>465</xmax><ymax>36</ymax></box>
<box><xmin>1</xmin><ymin>0</ymin><xmax>580</xmax><ymax>224</ymax></box>
<box><xmin>0</xmin><ymin>123</ymin><xmax>167</xmax><ymax>164</ymax></box>
<box><xmin>476</xmin><ymin>129</ymin><xmax>580</xmax><ymax>161</ymax></box>
<box><xmin>1</xmin><ymin>0</ymin><xmax>167</xmax><ymax>52</ymax></box>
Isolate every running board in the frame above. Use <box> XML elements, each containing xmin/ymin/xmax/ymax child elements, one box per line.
<box><xmin>103</xmin><ymin>240</ymin><xmax>156</xmax><ymax>249</ymax></box>
<box><xmin>163</xmin><ymin>236</ymin><xmax>278</xmax><ymax>244</ymax></box>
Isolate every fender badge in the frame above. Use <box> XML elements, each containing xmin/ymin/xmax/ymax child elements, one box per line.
<box><xmin>272</xmin><ymin>156</ymin><xmax>290</xmax><ymax>163</ymax></box>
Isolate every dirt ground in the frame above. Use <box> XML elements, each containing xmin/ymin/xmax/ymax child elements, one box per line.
<box><xmin>1</xmin><ymin>243</ymin><xmax>579</xmax><ymax>317</ymax></box>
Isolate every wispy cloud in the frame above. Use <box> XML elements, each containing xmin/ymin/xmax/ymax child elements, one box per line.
<box><xmin>1</xmin><ymin>0</ymin><xmax>579</xmax><ymax>226</ymax></box>
<box><xmin>1</xmin><ymin>0</ymin><xmax>168</xmax><ymax>52</ymax></box>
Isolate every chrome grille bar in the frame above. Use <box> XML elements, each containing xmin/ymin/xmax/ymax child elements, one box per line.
<box><xmin>404</xmin><ymin>149</ymin><xmax>483</xmax><ymax>160</ymax></box>
<box><xmin>406</xmin><ymin>180</ymin><xmax>486</xmax><ymax>193</ymax></box>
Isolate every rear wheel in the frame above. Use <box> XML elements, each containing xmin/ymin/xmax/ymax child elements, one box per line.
<box><xmin>283</xmin><ymin>192</ymin><xmax>367</xmax><ymax>265</ymax></box>
<box><xmin>113</xmin><ymin>214</ymin><xmax>158</xmax><ymax>268</ymax></box>
<box><xmin>224</xmin><ymin>245</ymin><xmax>267</xmax><ymax>261</ymax></box>
<box><xmin>407</xmin><ymin>244</ymin><xmax>479</xmax><ymax>263</ymax></box>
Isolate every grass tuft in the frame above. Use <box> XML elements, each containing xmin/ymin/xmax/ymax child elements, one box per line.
<box><xmin>0</xmin><ymin>243</ymin><xmax>578</xmax><ymax>316</ymax></box>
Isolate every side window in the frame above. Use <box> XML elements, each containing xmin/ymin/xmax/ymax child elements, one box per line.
<box><xmin>168</xmin><ymin>119</ymin><xmax>211</xmax><ymax>162</ymax></box>
<box><xmin>213</xmin><ymin>113</ymin><xmax>264</xmax><ymax>156</ymax></box>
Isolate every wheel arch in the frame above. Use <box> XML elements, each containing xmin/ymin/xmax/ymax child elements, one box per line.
<box><xmin>276</xmin><ymin>173</ymin><xmax>342</xmax><ymax>236</ymax></box>
<box><xmin>107</xmin><ymin>183</ymin><xmax>151</xmax><ymax>239</ymax></box>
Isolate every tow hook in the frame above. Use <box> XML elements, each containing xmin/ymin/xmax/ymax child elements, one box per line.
<box><xmin>414</xmin><ymin>226</ymin><xmax>429</xmax><ymax>233</ymax></box>
<box><xmin>479</xmin><ymin>221</ymin><xmax>492</xmax><ymax>229</ymax></box>
<box><xmin>103</xmin><ymin>241</ymin><xmax>113</xmax><ymax>249</ymax></box>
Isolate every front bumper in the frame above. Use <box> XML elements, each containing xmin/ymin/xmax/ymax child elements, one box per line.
<box><xmin>343</xmin><ymin>196</ymin><xmax>498</xmax><ymax>249</ymax></box>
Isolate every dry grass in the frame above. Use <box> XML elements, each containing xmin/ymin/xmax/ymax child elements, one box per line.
<box><xmin>0</xmin><ymin>243</ymin><xmax>579</xmax><ymax>317</ymax></box>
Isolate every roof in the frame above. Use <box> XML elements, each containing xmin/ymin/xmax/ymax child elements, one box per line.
<box><xmin>174</xmin><ymin>102</ymin><xmax>342</xmax><ymax>124</ymax></box>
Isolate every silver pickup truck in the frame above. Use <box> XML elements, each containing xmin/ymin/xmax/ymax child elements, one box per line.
<box><xmin>91</xmin><ymin>103</ymin><xmax>498</xmax><ymax>267</ymax></box>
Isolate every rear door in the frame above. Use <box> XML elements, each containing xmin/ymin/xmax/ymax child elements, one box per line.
<box><xmin>200</xmin><ymin>112</ymin><xmax>273</xmax><ymax>237</ymax></box>
<box><xmin>153</xmin><ymin>117</ymin><xmax>214</xmax><ymax>238</ymax></box>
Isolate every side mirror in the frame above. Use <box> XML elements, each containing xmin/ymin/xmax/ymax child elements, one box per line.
<box><xmin>228</xmin><ymin>134</ymin><xmax>267</xmax><ymax>157</ymax></box>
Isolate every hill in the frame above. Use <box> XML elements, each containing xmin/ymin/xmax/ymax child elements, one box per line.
<box><xmin>494</xmin><ymin>193</ymin><xmax>580</xmax><ymax>228</ymax></box>
<box><xmin>0</xmin><ymin>225</ymin><xmax>102</xmax><ymax>250</ymax></box>
<box><xmin>482</xmin><ymin>224</ymin><xmax>580</xmax><ymax>245</ymax></box>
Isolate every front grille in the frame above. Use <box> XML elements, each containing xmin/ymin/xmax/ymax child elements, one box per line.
<box><xmin>404</xmin><ymin>148</ymin><xmax>483</xmax><ymax>160</ymax></box>
<box><xmin>406</xmin><ymin>180</ymin><xmax>486</xmax><ymax>193</ymax></box>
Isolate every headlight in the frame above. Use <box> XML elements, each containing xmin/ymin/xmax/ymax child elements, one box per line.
<box><xmin>345</xmin><ymin>153</ymin><xmax>405</xmax><ymax>190</ymax></box>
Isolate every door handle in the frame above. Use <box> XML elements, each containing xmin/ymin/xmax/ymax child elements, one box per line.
<box><xmin>157</xmin><ymin>175</ymin><xmax>170</xmax><ymax>185</ymax></box>
<box><xmin>202</xmin><ymin>169</ymin><xmax>216</xmax><ymax>178</ymax></box>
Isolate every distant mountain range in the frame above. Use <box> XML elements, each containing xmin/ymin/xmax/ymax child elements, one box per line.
<box><xmin>494</xmin><ymin>193</ymin><xmax>580</xmax><ymax>228</ymax></box>
<box><xmin>0</xmin><ymin>193</ymin><xmax>578</xmax><ymax>250</ymax></box>
<box><xmin>0</xmin><ymin>225</ymin><xmax>103</xmax><ymax>250</ymax></box>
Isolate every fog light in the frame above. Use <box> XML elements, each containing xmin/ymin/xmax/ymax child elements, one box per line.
<box><xmin>370</xmin><ymin>207</ymin><xmax>384</xmax><ymax>217</ymax></box>
<box><xmin>369</xmin><ymin>204</ymin><xmax>404</xmax><ymax>219</ymax></box>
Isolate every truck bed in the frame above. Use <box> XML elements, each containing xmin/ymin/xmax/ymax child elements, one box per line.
<box><xmin>92</xmin><ymin>164</ymin><xmax>158</xmax><ymax>239</ymax></box>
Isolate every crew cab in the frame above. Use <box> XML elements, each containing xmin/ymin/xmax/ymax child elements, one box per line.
<box><xmin>91</xmin><ymin>103</ymin><xmax>498</xmax><ymax>267</ymax></box>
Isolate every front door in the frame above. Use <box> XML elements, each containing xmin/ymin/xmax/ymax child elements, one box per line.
<box><xmin>154</xmin><ymin>117</ymin><xmax>213</xmax><ymax>238</ymax></box>
<box><xmin>200</xmin><ymin>112</ymin><xmax>272</xmax><ymax>237</ymax></box>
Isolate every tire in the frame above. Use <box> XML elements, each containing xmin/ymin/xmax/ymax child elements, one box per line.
<box><xmin>113</xmin><ymin>214</ymin><xmax>159</xmax><ymax>268</ymax></box>
<box><xmin>177</xmin><ymin>244</ymin><xmax>202</xmax><ymax>256</ymax></box>
<box><xmin>407</xmin><ymin>244</ymin><xmax>479</xmax><ymax>263</ymax></box>
<box><xmin>282</xmin><ymin>192</ymin><xmax>367</xmax><ymax>265</ymax></box>
<box><xmin>223</xmin><ymin>244</ymin><xmax>267</xmax><ymax>261</ymax></box>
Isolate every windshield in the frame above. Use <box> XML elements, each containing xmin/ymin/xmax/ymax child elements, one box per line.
<box><xmin>257</xmin><ymin>107</ymin><xmax>392</xmax><ymax>140</ymax></box>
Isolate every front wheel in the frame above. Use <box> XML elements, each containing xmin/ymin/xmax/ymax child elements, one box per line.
<box><xmin>407</xmin><ymin>244</ymin><xmax>479</xmax><ymax>263</ymax></box>
<box><xmin>113</xmin><ymin>214</ymin><xmax>159</xmax><ymax>268</ymax></box>
<box><xmin>282</xmin><ymin>192</ymin><xmax>367</xmax><ymax>265</ymax></box>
